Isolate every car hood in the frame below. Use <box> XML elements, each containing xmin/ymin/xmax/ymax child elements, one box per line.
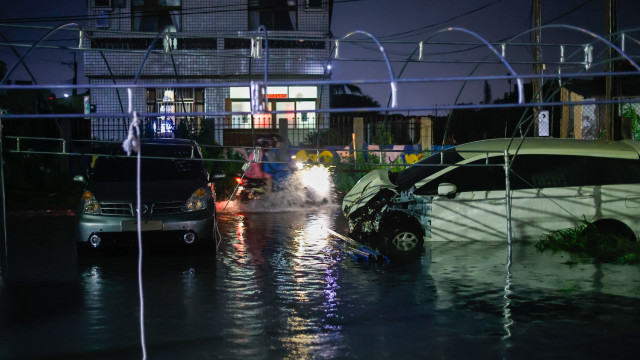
<box><xmin>87</xmin><ymin>178</ymin><xmax>205</xmax><ymax>203</ymax></box>
<box><xmin>342</xmin><ymin>169</ymin><xmax>397</xmax><ymax>218</ymax></box>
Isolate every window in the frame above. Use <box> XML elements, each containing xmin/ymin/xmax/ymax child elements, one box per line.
<box><xmin>177</xmin><ymin>37</ymin><xmax>217</xmax><ymax>50</ymax></box>
<box><xmin>415</xmin><ymin>154</ymin><xmax>640</xmax><ymax>196</ymax></box>
<box><xmin>396</xmin><ymin>149</ymin><xmax>464</xmax><ymax>191</ymax></box>
<box><xmin>588</xmin><ymin>157</ymin><xmax>640</xmax><ymax>185</ymax></box>
<box><xmin>228</xmin><ymin>86</ymin><xmax>317</xmax><ymax>130</ymax></box>
<box><xmin>94</xmin><ymin>154</ymin><xmax>205</xmax><ymax>181</ymax></box>
<box><xmin>510</xmin><ymin>155</ymin><xmax>586</xmax><ymax>189</ymax></box>
<box><xmin>95</xmin><ymin>0</ymin><xmax>112</xmax><ymax>8</ymax></box>
<box><xmin>146</xmin><ymin>88</ymin><xmax>204</xmax><ymax>138</ymax></box>
<box><xmin>511</xmin><ymin>155</ymin><xmax>640</xmax><ymax>189</ymax></box>
<box><xmin>305</xmin><ymin>0</ymin><xmax>323</xmax><ymax>9</ymax></box>
<box><xmin>414</xmin><ymin>157</ymin><xmax>505</xmax><ymax>195</ymax></box>
<box><xmin>132</xmin><ymin>0</ymin><xmax>181</xmax><ymax>32</ymax></box>
<box><xmin>248</xmin><ymin>0</ymin><xmax>297</xmax><ymax>31</ymax></box>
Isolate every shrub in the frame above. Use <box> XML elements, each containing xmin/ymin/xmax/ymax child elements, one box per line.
<box><xmin>536</xmin><ymin>220</ymin><xmax>640</xmax><ymax>264</ymax></box>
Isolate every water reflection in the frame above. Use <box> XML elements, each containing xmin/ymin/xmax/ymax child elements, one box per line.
<box><xmin>2</xmin><ymin>209</ymin><xmax>640</xmax><ymax>359</ymax></box>
<box><xmin>217</xmin><ymin>209</ymin><xmax>347</xmax><ymax>358</ymax></box>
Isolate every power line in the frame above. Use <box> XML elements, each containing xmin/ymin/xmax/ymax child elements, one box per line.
<box><xmin>0</xmin><ymin>0</ymin><xmax>366</xmax><ymax>25</ymax></box>
<box><xmin>546</xmin><ymin>0</ymin><xmax>595</xmax><ymax>24</ymax></box>
<box><xmin>383</xmin><ymin>0</ymin><xmax>600</xmax><ymax>63</ymax></box>
<box><xmin>378</xmin><ymin>0</ymin><xmax>505</xmax><ymax>40</ymax></box>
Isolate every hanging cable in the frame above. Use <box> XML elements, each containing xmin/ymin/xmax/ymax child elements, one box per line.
<box><xmin>122</xmin><ymin>87</ymin><xmax>146</xmax><ymax>360</ymax></box>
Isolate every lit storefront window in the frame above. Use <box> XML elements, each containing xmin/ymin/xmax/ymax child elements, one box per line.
<box><xmin>228</xmin><ymin>86</ymin><xmax>317</xmax><ymax>130</ymax></box>
<box><xmin>158</xmin><ymin>89</ymin><xmax>176</xmax><ymax>134</ymax></box>
<box><xmin>146</xmin><ymin>88</ymin><xmax>203</xmax><ymax>137</ymax></box>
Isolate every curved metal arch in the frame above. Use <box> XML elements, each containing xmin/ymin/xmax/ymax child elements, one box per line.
<box><xmin>586</xmin><ymin>27</ymin><xmax>640</xmax><ymax>58</ymax></box>
<box><xmin>532</xmin><ymin>24</ymin><xmax>640</xmax><ymax>72</ymax></box>
<box><xmin>494</xmin><ymin>24</ymin><xmax>640</xmax><ymax>154</ymax></box>
<box><xmin>324</xmin><ymin>30</ymin><xmax>398</xmax><ymax>108</ymax></box>
<box><xmin>420</xmin><ymin>27</ymin><xmax>525</xmax><ymax>105</ymax></box>
<box><xmin>128</xmin><ymin>31</ymin><xmax>164</xmax><ymax>139</ymax></box>
<box><xmin>0</xmin><ymin>24</ymin><xmax>128</xmax><ymax>114</ymax></box>
<box><xmin>0</xmin><ymin>30</ymin><xmax>39</xmax><ymax>85</ymax></box>
<box><xmin>556</xmin><ymin>27</ymin><xmax>640</xmax><ymax>80</ymax></box>
<box><xmin>619</xmin><ymin>31</ymin><xmax>640</xmax><ymax>49</ymax></box>
<box><xmin>389</xmin><ymin>27</ymin><xmax>524</xmax><ymax>149</ymax></box>
<box><xmin>1</xmin><ymin>23</ymin><xmax>81</xmax><ymax>84</ymax></box>
<box><xmin>79</xmin><ymin>31</ymin><xmax>127</xmax><ymax>114</ymax></box>
<box><xmin>0</xmin><ymin>24</ymin><xmax>85</xmax><ymax>144</ymax></box>
<box><xmin>257</xmin><ymin>25</ymin><xmax>270</xmax><ymax>84</ymax></box>
<box><xmin>133</xmin><ymin>31</ymin><xmax>165</xmax><ymax>84</ymax></box>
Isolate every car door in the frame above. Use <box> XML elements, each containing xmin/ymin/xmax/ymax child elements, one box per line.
<box><xmin>500</xmin><ymin>154</ymin><xmax>640</xmax><ymax>240</ymax></box>
<box><xmin>414</xmin><ymin>156</ymin><xmax>510</xmax><ymax>241</ymax></box>
<box><xmin>507</xmin><ymin>155</ymin><xmax>594</xmax><ymax>239</ymax></box>
<box><xmin>414</xmin><ymin>152</ymin><xmax>640</xmax><ymax>242</ymax></box>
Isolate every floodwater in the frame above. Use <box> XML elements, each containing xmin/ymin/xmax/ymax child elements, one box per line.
<box><xmin>1</xmin><ymin>200</ymin><xmax>640</xmax><ymax>359</ymax></box>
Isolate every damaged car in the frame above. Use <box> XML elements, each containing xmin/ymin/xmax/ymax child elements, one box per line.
<box><xmin>342</xmin><ymin>138</ymin><xmax>640</xmax><ymax>257</ymax></box>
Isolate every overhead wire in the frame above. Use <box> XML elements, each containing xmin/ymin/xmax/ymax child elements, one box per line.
<box><xmin>0</xmin><ymin>0</ymin><xmax>369</xmax><ymax>24</ymax></box>
<box><xmin>378</xmin><ymin>0</ymin><xmax>506</xmax><ymax>41</ymax></box>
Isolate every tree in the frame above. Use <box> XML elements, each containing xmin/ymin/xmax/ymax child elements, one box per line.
<box><xmin>329</xmin><ymin>84</ymin><xmax>380</xmax><ymax>110</ymax></box>
<box><xmin>483</xmin><ymin>80</ymin><xmax>492</xmax><ymax>104</ymax></box>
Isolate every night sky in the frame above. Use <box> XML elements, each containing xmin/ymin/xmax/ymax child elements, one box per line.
<box><xmin>1</xmin><ymin>0</ymin><xmax>639</xmax><ymax>112</ymax></box>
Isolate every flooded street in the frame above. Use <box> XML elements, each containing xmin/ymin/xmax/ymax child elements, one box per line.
<box><xmin>1</xmin><ymin>203</ymin><xmax>640</xmax><ymax>359</ymax></box>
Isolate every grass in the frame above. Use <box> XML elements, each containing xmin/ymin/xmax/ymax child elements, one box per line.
<box><xmin>536</xmin><ymin>220</ymin><xmax>640</xmax><ymax>265</ymax></box>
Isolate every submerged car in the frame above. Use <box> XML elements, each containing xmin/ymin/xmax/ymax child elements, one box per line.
<box><xmin>343</xmin><ymin>138</ymin><xmax>640</xmax><ymax>256</ymax></box>
<box><xmin>74</xmin><ymin>139</ymin><xmax>220</xmax><ymax>250</ymax></box>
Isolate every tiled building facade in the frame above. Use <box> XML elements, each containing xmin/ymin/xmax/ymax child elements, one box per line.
<box><xmin>84</xmin><ymin>0</ymin><xmax>333</xmax><ymax>145</ymax></box>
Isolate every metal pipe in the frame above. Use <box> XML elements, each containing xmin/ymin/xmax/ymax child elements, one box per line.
<box><xmin>0</xmin><ymin>119</ymin><xmax>8</xmax><ymax>275</ymax></box>
<box><xmin>504</xmin><ymin>149</ymin><xmax>512</xmax><ymax>244</ymax></box>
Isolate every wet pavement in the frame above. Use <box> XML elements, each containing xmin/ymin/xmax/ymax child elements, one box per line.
<box><xmin>1</xmin><ymin>202</ymin><xmax>640</xmax><ymax>359</ymax></box>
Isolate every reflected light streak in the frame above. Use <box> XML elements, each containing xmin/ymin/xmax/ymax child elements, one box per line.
<box><xmin>82</xmin><ymin>265</ymin><xmax>106</xmax><ymax>332</ymax></box>
<box><xmin>502</xmin><ymin>244</ymin><xmax>514</xmax><ymax>343</ymax></box>
<box><xmin>233</xmin><ymin>215</ymin><xmax>247</xmax><ymax>256</ymax></box>
<box><xmin>279</xmin><ymin>213</ymin><xmax>342</xmax><ymax>357</ymax></box>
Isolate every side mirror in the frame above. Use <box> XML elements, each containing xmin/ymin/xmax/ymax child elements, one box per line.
<box><xmin>73</xmin><ymin>175</ymin><xmax>86</xmax><ymax>184</ymax></box>
<box><xmin>437</xmin><ymin>183</ymin><xmax>457</xmax><ymax>198</ymax></box>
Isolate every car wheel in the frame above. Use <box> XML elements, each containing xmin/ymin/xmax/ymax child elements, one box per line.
<box><xmin>591</xmin><ymin>219</ymin><xmax>637</xmax><ymax>242</ymax></box>
<box><xmin>380</xmin><ymin>213</ymin><xmax>424</xmax><ymax>258</ymax></box>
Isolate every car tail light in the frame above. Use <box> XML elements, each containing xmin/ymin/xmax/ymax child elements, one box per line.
<box><xmin>235</xmin><ymin>177</ymin><xmax>246</xmax><ymax>185</ymax></box>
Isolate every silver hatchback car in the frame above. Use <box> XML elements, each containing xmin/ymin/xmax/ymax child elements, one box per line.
<box><xmin>74</xmin><ymin>139</ymin><xmax>218</xmax><ymax>250</ymax></box>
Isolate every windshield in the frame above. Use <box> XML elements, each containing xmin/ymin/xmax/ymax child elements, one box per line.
<box><xmin>91</xmin><ymin>144</ymin><xmax>205</xmax><ymax>181</ymax></box>
<box><xmin>394</xmin><ymin>148</ymin><xmax>464</xmax><ymax>191</ymax></box>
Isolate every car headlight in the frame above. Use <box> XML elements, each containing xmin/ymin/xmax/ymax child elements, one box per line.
<box><xmin>81</xmin><ymin>191</ymin><xmax>101</xmax><ymax>214</ymax></box>
<box><xmin>183</xmin><ymin>188</ymin><xmax>208</xmax><ymax>212</ymax></box>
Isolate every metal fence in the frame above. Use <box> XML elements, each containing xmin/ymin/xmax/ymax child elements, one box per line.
<box><xmin>53</xmin><ymin>98</ymin><xmax>640</xmax><ymax>156</ymax></box>
<box><xmin>86</xmin><ymin>114</ymin><xmax>425</xmax><ymax>148</ymax></box>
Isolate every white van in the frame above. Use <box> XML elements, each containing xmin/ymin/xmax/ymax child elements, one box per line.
<box><xmin>342</xmin><ymin>138</ymin><xmax>640</xmax><ymax>256</ymax></box>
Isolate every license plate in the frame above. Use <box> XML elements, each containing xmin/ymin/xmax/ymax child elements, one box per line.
<box><xmin>121</xmin><ymin>220</ymin><xmax>163</xmax><ymax>232</ymax></box>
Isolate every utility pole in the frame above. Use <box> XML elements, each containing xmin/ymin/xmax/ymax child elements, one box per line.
<box><xmin>533</xmin><ymin>0</ymin><xmax>542</xmax><ymax>137</ymax></box>
<box><xmin>605</xmin><ymin>0</ymin><xmax>617</xmax><ymax>140</ymax></box>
